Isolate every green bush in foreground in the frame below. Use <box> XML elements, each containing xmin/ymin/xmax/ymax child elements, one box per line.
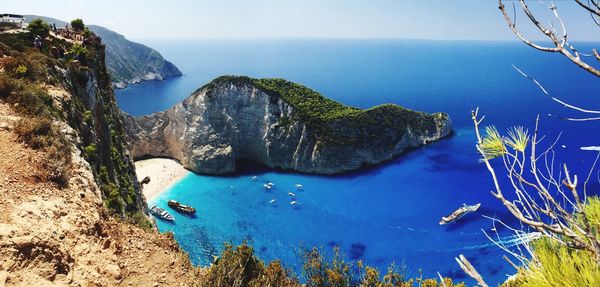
<box><xmin>503</xmin><ymin>197</ymin><xmax>600</xmax><ymax>287</ymax></box>
<box><xmin>196</xmin><ymin>242</ymin><xmax>463</xmax><ymax>287</ymax></box>
<box><xmin>503</xmin><ymin>238</ymin><xmax>600</xmax><ymax>287</ymax></box>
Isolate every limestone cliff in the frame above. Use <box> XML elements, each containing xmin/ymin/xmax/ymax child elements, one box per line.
<box><xmin>122</xmin><ymin>76</ymin><xmax>452</xmax><ymax>174</ymax></box>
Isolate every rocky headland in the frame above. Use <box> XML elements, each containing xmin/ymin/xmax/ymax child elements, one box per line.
<box><xmin>121</xmin><ymin>76</ymin><xmax>452</xmax><ymax>175</ymax></box>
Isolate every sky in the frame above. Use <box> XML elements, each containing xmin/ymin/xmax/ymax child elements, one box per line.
<box><xmin>4</xmin><ymin>0</ymin><xmax>599</xmax><ymax>41</ymax></box>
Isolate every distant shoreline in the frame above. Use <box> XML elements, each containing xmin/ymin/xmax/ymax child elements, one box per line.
<box><xmin>135</xmin><ymin>158</ymin><xmax>190</xmax><ymax>201</ymax></box>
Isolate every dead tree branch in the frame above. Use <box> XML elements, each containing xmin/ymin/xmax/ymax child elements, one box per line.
<box><xmin>499</xmin><ymin>0</ymin><xmax>600</xmax><ymax>77</ymax></box>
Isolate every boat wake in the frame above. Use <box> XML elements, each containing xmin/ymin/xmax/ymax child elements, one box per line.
<box><xmin>462</xmin><ymin>232</ymin><xmax>542</xmax><ymax>251</ymax></box>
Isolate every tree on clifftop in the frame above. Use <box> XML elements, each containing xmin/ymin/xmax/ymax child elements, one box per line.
<box><xmin>71</xmin><ymin>18</ymin><xmax>85</xmax><ymax>31</ymax></box>
<box><xmin>27</xmin><ymin>19</ymin><xmax>49</xmax><ymax>39</ymax></box>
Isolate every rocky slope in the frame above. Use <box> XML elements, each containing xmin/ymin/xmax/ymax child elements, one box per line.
<box><xmin>25</xmin><ymin>15</ymin><xmax>182</xmax><ymax>88</ymax></box>
<box><xmin>0</xmin><ymin>30</ymin><xmax>196</xmax><ymax>285</ymax></box>
<box><xmin>122</xmin><ymin>76</ymin><xmax>452</xmax><ymax>174</ymax></box>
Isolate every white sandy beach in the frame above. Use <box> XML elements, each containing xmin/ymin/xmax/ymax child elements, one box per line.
<box><xmin>135</xmin><ymin>158</ymin><xmax>190</xmax><ymax>201</ymax></box>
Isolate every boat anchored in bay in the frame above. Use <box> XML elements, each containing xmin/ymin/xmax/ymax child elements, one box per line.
<box><xmin>150</xmin><ymin>205</ymin><xmax>175</xmax><ymax>221</ymax></box>
<box><xmin>439</xmin><ymin>203</ymin><xmax>480</xmax><ymax>225</ymax></box>
<box><xmin>168</xmin><ymin>200</ymin><xmax>196</xmax><ymax>214</ymax></box>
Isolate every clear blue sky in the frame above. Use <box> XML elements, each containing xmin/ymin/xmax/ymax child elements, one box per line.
<box><xmin>5</xmin><ymin>0</ymin><xmax>599</xmax><ymax>41</ymax></box>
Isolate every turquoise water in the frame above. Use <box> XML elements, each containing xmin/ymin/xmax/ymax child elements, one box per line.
<box><xmin>117</xmin><ymin>39</ymin><xmax>600</xmax><ymax>285</ymax></box>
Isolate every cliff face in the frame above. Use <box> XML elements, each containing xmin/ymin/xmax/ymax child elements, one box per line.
<box><xmin>91</xmin><ymin>25</ymin><xmax>182</xmax><ymax>88</ymax></box>
<box><xmin>60</xmin><ymin>37</ymin><xmax>149</xmax><ymax>218</ymax></box>
<box><xmin>0</xmin><ymin>30</ymin><xmax>196</xmax><ymax>285</ymax></box>
<box><xmin>122</xmin><ymin>76</ymin><xmax>452</xmax><ymax>175</ymax></box>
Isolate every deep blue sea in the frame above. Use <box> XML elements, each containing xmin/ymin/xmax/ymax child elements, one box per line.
<box><xmin>116</xmin><ymin>39</ymin><xmax>600</xmax><ymax>286</ymax></box>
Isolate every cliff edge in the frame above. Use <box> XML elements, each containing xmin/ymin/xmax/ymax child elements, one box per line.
<box><xmin>0</xmin><ymin>28</ymin><xmax>196</xmax><ymax>286</ymax></box>
<box><xmin>122</xmin><ymin>76</ymin><xmax>452</xmax><ymax>174</ymax></box>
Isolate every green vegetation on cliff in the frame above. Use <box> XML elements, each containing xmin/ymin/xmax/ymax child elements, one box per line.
<box><xmin>204</xmin><ymin>76</ymin><xmax>449</xmax><ymax>146</ymax></box>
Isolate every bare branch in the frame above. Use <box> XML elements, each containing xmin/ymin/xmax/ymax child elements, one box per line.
<box><xmin>575</xmin><ymin>0</ymin><xmax>600</xmax><ymax>16</ymax></box>
<box><xmin>499</xmin><ymin>0</ymin><xmax>600</xmax><ymax>77</ymax></box>
<box><xmin>455</xmin><ymin>255</ymin><xmax>489</xmax><ymax>287</ymax></box>
<box><xmin>511</xmin><ymin>65</ymin><xmax>600</xmax><ymax>119</ymax></box>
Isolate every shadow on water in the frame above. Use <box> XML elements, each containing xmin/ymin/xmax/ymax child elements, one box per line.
<box><xmin>423</xmin><ymin>151</ymin><xmax>481</xmax><ymax>173</ymax></box>
<box><xmin>206</xmin><ymin>132</ymin><xmax>456</xmax><ymax>180</ymax></box>
<box><xmin>348</xmin><ymin>243</ymin><xmax>367</xmax><ymax>260</ymax></box>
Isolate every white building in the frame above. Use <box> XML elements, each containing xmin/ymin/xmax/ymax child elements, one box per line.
<box><xmin>0</xmin><ymin>14</ymin><xmax>25</xmax><ymax>28</ymax></box>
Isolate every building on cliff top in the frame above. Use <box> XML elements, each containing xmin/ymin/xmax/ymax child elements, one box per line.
<box><xmin>0</xmin><ymin>14</ymin><xmax>25</xmax><ymax>28</ymax></box>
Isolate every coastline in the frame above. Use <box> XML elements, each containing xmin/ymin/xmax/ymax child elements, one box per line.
<box><xmin>134</xmin><ymin>158</ymin><xmax>190</xmax><ymax>201</ymax></box>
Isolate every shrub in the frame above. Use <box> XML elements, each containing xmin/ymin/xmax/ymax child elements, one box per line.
<box><xmin>104</xmin><ymin>183</ymin><xmax>124</xmax><ymax>214</ymax></box>
<box><xmin>13</xmin><ymin>65</ymin><xmax>27</xmax><ymax>78</ymax></box>
<box><xmin>70</xmin><ymin>19</ymin><xmax>85</xmax><ymax>31</ymax></box>
<box><xmin>84</xmin><ymin>143</ymin><xmax>96</xmax><ymax>160</ymax></box>
<box><xmin>67</xmin><ymin>43</ymin><xmax>87</xmax><ymax>63</ymax></box>
<box><xmin>197</xmin><ymin>243</ymin><xmax>463</xmax><ymax>287</ymax></box>
<box><xmin>83</xmin><ymin>110</ymin><xmax>93</xmax><ymax>125</ymax></box>
<box><xmin>0</xmin><ymin>74</ymin><xmax>18</xmax><ymax>97</ymax></box>
<box><xmin>129</xmin><ymin>211</ymin><xmax>153</xmax><ymax>231</ymax></box>
<box><xmin>14</xmin><ymin>117</ymin><xmax>54</xmax><ymax>149</ymax></box>
<box><xmin>8</xmin><ymin>84</ymin><xmax>54</xmax><ymax>117</ymax></box>
<box><xmin>200</xmin><ymin>243</ymin><xmax>270</xmax><ymax>287</ymax></box>
<box><xmin>45</xmin><ymin>144</ymin><xmax>71</xmax><ymax>186</ymax></box>
<box><xmin>14</xmin><ymin>117</ymin><xmax>71</xmax><ymax>186</ymax></box>
<box><xmin>504</xmin><ymin>237</ymin><xmax>600</xmax><ymax>287</ymax></box>
<box><xmin>504</xmin><ymin>197</ymin><xmax>600</xmax><ymax>287</ymax></box>
<box><xmin>27</xmin><ymin>19</ymin><xmax>50</xmax><ymax>38</ymax></box>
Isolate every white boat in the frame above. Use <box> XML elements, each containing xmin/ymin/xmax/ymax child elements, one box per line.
<box><xmin>294</xmin><ymin>184</ymin><xmax>304</xmax><ymax>190</ymax></box>
<box><xmin>149</xmin><ymin>205</ymin><xmax>175</xmax><ymax>221</ymax></box>
<box><xmin>263</xmin><ymin>182</ymin><xmax>275</xmax><ymax>190</ymax></box>
<box><xmin>288</xmin><ymin>192</ymin><xmax>296</xmax><ymax>197</ymax></box>
<box><xmin>290</xmin><ymin>201</ymin><xmax>299</xmax><ymax>205</ymax></box>
<box><xmin>439</xmin><ymin>203</ymin><xmax>481</xmax><ymax>225</ymax></box>
<box><xmin>269</xmin><ymin>199</ymin><xmax>276</xmax><ymax>204</ymax></box>
<box><xmin>251</xmin><ymin>176</ymin><xmax>258</xmax><ymax>181</ymax></box>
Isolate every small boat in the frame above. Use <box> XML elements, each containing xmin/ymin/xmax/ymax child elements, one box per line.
<box><xmin>288</xmin><ymin>192</ymin><xmax>296</xmax><ymax>197</ymax></box>
<box><xmin>149</xmin><ymin>205</ymin><xmax>175</xmax><ymax>221</ymax></box>
<box><xmin>269</xmin><ymin>199</ymin><xmax>276</xmax><ymax>204</ymax></box>
<box><xmin>290</xmin><ymin>201</ymin><xmax>299</xmax><ymax>205</ymax></box>
<box><xmin>294</xmin><ymin>184</ymin><xmax>304</xmax><ymax>190</ymax></box>
<box><xmin>439</xmin><ymin>203</ymin><xmax>480</xmax><ymax>225</ymax></box>
<box><xmin>251</xmin><ymin>176</ymin><xmax>258</xmax><ymax>181</ymax></box>
<box><xmin>168</xmin><ymin>200</ymin><xmax>196</xmax><ymax>214</ymax></box>
<box><xmin>264</xmin><ymin>182</ymin><xmax>275</xmax><ymax>190</ymax></box>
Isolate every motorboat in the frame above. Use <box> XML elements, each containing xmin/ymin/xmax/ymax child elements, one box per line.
<box><xmin>149</xmin><ymin>205</ymin><xmax>175</xmax><ymax>221</ymax></box>
<box><xmin>439</xmin><ymin>203</ymin><xmax>481</xmax><ymax>225</ymax></box>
